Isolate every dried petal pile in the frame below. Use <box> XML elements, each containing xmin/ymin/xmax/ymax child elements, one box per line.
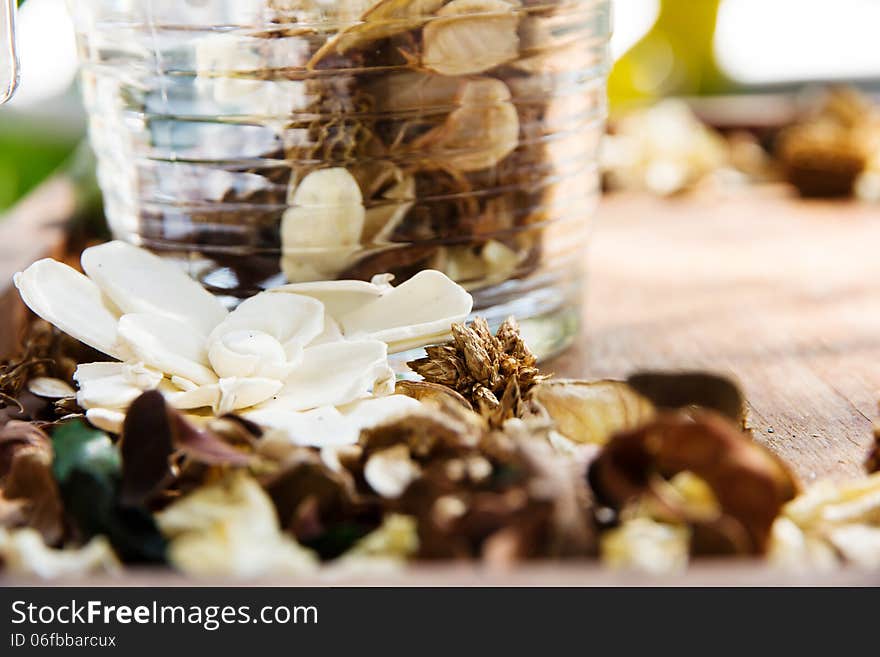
<box><xmin>122</xmin><ymin>0</ymin><xmax>605</xmax><ymax>310</ymax></box>
<box><xmin>5</xmin><ymin>291</ymin><xmax>880</xmax><ymax>580</ymax></box>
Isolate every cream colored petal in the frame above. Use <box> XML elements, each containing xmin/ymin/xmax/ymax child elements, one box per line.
<box><xmin>421</xmin><ymin>0</ymin><xmax>520</xmax><ymax>76</ymax></box>
<box><xmin>162</xmin><ymin>382</ymin><xmax>221</xmax><ymax>412</ymax></box>
<box><xmin>339</xmin><ymin>270</ymin><xmax>472</xmax><ymax>352</ymax></box>
<box><xmin>84</xmin><ymin>408</ymin><xmax>126</xmax><ymax>434</ymax></box>
<box><xmin>13</xmin><ymin>259</ymin><xmax>123</xmax><ymax>359</ymax></box>
<box><xmin>274</xmin><ymin>270</ymin><xmax>471</xmax><ymax>352</ymax></box>
<box><xmin>248</xmin><ymin>394</ymin><xmax>420</xmax><ymax>447</ymax></box>
<box><xmin>262</xmin><ymin>340</ymin><xmax>392</xmax><ymax>412</ymax></box>
<box><xmin>81</xmin><ymin>241</ymin><xmax>228</xmax><ymax>335</ymax></box>
<box><xmin>155</xmin><ymin>472</ymin><xmax>316</xmax><ymax>578</ymax></box>
<box><xmin>336</xmin><ymin>393</ymin><xmax>422</xmax><ymax>425</ymax></box>
<box><xmin>74</xmin><ymin>362</ymin><xmax>161</xmax><ymax>411</ymax></box>
<box><xmin>217</xmin><ymin>377</ymin><xmax>284</xmax><ymax>415</ymax></box>
<box><xmin>27</xmin><ymin>377</ymin><xmax>75</xmax><ymax>399</ymax></box>
<box><xmin>117</xmin><ymin>314</ymin><xmax>216</xmax><ymax>385</ymax></box>
<box><xmin>245</xmin><ymin>406</ymin><xmax>360</xmax><ymax>447</ymax></box>
<box><xmin>171</xmin><ymin>375</ymin><xmax>199</xmax><ymax>392</ymax></box>
<box><xmin>364</xmin><ymin>444</ymin><xmax>421</xmax><ymax>498</ymax></box>
<box><xmin>207</xmin><ymin>292</ymin><xmax>324</xmax><ymax>376</ymax></box>
<box><xmin>307</xmin><ymin>315</ymin><xmax>344</xmax><ymax>347</ymax></box>
<box><xmin>272</xmin><ymin>279</ymin><xmax>383</xmax><ymax>320</ymax></box>
<box><xmin>0</xmin><ymin>528</ymin><xmax>121</xmax><ymax>579</ymax></box>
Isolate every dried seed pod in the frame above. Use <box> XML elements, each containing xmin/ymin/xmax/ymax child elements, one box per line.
<box><xmin>408</xmin><ymin>316</ymin><xmax>547</xmax><ymax>426</ymax></box>
<box><xmin>589</xmin><ymin>411</ymin><xmax>799</xmax><ymax>555</ymax></box>
<box><xmin>411</xmin><ymin>78</ymin><xmax>520</xmax><ymax>172</ymax></box>
<box><xmin>421</xmin><ymin>0</ymin><xmax>520</xmax><ymax>76</ymax></box>
<box><xmin>530</xmin><ymin>380</ymin><xmax>655</xmax><ymax>445</ymax></box>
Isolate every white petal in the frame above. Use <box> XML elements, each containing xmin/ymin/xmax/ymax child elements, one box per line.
<box><xmin>307</xmin><ymin>315</ymin><xmax>344</xmax><ymax>347</ymax></box>
<box><xmin>246</xmin><ymin>406</ymin><xmax>360</xmax><ymax>447</ymax></box>
<box><xmin>85</xmin><ymin>408</ymin><xmax>126</xmax><ymax>434</ymax></box>
<box><xmin>261</xmin><ymin>340</ymin><xmax>392</xmax><ymax>412</ymax></box>
<box><xmin>217</xmin><ymin>377</ymin><xmax>283</xmax><ymax>415</ymax></box>
<box><xmin>27</xmin><ymin>377</ymin><xmax>75</xmax><ymax>399</ymax></box>
<box><xmin>162</xmin><ymin>382</ymin><xmax>220</xmax><ymax>411</ymax></box>
<box><xmin>81</xmin><ymin>241</ymin><xmax>228</xmax><ymax>335</ymax></box>
<box><xmin>364</xmin><ymin>445</ymin><xmax>421</xmax><ymax>499</ymax></box>
<box><xmin>14</xmin><ymin>259</ymin><xmax>123</xmax><ymax>359</ymax></box>
<box><xmin>74</xmin><ymin>362</ymin><xmax>161</xmax><ymax>410</ymax></box>
<box><xmin>274</xmin><ymin>270</ymin><xmax>472</xmax><ymax>353</ymax></box>
<box><xmin>272</xmin><ymin>279</ymin><xmax>383</xmax><ymax>320</ymax></box>
<box><xmin>117</xmin><ymin>314</ymin><xmax>216</xmax><ymax>385</ymax></box>
<box><xmin>342</xmin><ymin>270</ymin><xmax>472</xmax><ymax>351</ymax></box>
<box><xmin>247</xmin><ymin>394</ymin><xmax>421</xmax><ymax>448</ymax></box>
<box><xmin>337</xmin><ymin>394</ymin><xmax>422</xmax><ymax>426</ymax></box>
<box><xmin>171</xmin><ymin>375</ymin><xmax>199</xmax><ymax>392</ymax></box>
<box><xmin>207</xmin><ymin>292</ymin><xmax>324</xmax><ymax>375</ymax></box>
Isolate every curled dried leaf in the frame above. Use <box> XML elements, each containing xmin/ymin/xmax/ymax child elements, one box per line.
<box><xmin>530</xmin><ymin>380</ymin><xmax>655</xmax><ymax>445</ymax></box>
<box><xmin>421</xmin><ymin>0</ymin><xmax>520</xmax><ymax>76</ymax></box>
<box><xmin>395</xmin><ymin>380</ymin><xmax>472</xmax><ymax>410</ymax></box>
<box><xmin>260</xmin><ymin>448</ymin><xmax>380</xmax><ymax>559</ymax></box>
<box><xmin>626</xmin><ymin>371</ymin><xmax>747</xmax><ymax>427</ymax></box>
<box><xmin>2</xmin><ymin>445</ymin><xmax>65</xmax><ymax>545</ymax></box>
<box><xmin>121</xmin><ymin>391</ymin><xmax>251</xmax><ymax>507</ymax></box>
<box><xmin>589</xmin><ymin>411</ymin><xmax>798</xmax><ymax>555</ymax></box>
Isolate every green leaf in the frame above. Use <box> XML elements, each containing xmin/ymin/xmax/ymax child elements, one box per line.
<box><xmin>51</xmin><ymin>420</ymin><xmax>120</xmax><ymax>485</ymax></box>
<box><xmin>50</xmin><ymin>419</ymin><xmax>166</xmax><ymax>564</ymax></box>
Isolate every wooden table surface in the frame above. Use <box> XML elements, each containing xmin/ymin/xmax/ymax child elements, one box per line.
<box><xmin>4</xmin><ymin>181</ymin><xmax>880</xmax><ymax>584</ymax></box>
<box><xmin>549</xmin><ymin>187</ymin><xmax>880</xmax><ymax>485</ymax></box>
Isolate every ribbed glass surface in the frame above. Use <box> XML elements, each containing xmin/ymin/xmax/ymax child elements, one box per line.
<box><xmin>70</xmin><ymin>0</ymin><xmax>610</xmax><ymax>357</ymax></box>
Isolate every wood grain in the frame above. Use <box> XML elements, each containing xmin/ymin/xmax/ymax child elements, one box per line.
<box><xmin>547</xmin><ymin>187</ymin><xmax>880</xmax><ymax>485</ymax></box>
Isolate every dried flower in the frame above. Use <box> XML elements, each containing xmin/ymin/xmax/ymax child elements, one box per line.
<box><xmin>408</xmin><ymin>317</ymin><xmax>547</xmax><ymax>426</ymax></box>
<box><xmin>15</xmin><ymin>241</ymin><xmax>471</xmax><ymax>446</ymax></box>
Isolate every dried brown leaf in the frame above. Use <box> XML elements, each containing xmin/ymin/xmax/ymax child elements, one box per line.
<box><xmin>589</xmin><ymin>411</ymin><xmax>799</xmax><ymax>555</ymax></box>
<box><xmin>531</xmin><ymin>379</ymin><xmax>655</xmax><ymax>445</ymax></box>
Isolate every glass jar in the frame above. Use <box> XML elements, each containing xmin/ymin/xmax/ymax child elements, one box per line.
<box><xmin>68</xmin><ymin>0</ymin><xmax>610</xmax><ymax>359</ymax></box>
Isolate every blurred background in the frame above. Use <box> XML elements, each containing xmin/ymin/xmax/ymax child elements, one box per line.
<box><xmin>3</xmin><ymin>0</ymin><xmax>880</xmax><ymax>210</ymax></box>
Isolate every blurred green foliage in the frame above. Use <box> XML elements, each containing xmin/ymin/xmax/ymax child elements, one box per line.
<box><xmin>0</xmin><ymin>125</ymin><xmax>78</xmax><ymax>211</ymax></box>
<box><xmin>609</xmin><ymin>0</ymin><xmax>731</xmax><ymax>113</ymax></box>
